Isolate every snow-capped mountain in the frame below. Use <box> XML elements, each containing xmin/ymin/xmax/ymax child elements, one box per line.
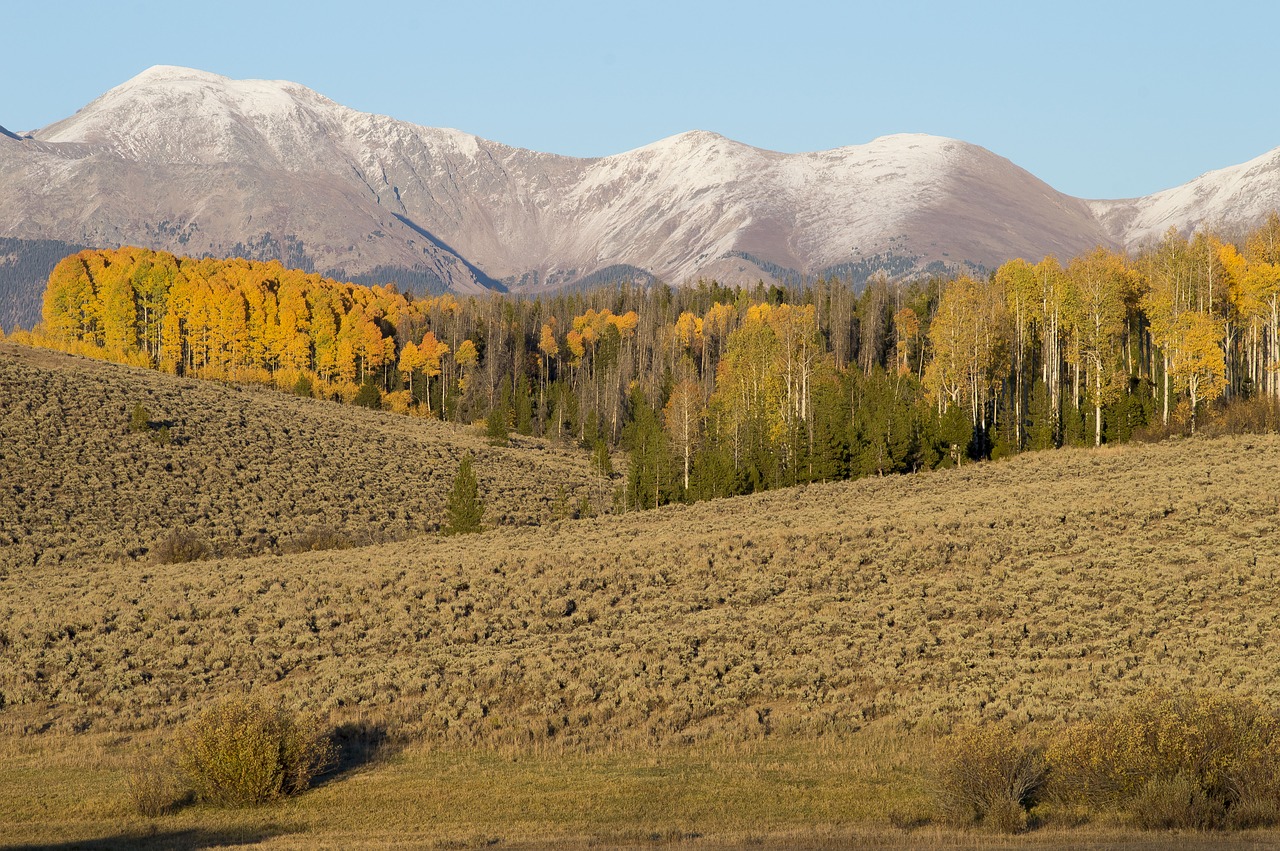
<box><xmin>2</xmin><ymin>64</ymin><xmax>1279</xmax><ymax>331</ymax></box>
<box><xmin>1089</xmin><ymin>147</ymin><xmax>1280</xmax><ymax>246</ymax></box>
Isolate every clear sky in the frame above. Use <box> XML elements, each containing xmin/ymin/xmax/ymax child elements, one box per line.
<box><xmin>3</xmin><ymin>0</ymin><xmax>1277</xmax><ymax>200</ymax></box>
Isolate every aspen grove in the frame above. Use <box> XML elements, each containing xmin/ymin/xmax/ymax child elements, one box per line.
<box><xmin>25</xmin><ymin>215</ymin><xmax>1280</xmax><ymax>508</ymax></box>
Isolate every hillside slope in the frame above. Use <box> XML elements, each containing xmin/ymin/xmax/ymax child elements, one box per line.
<box><xmin>0</xmin><ymin>343</ymin><xmax>611</xmax><ymax>572</ymax></box>
<box><xmin>4</xmin><ymin>385</ymin><xmax>1278</xmax><ymax>745</ymax></box>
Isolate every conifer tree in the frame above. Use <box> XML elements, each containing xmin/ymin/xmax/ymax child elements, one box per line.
<box><xmin>444</xmin><ymin>453</ymin><xmax>484</xmax><ymax>535</ymax></box>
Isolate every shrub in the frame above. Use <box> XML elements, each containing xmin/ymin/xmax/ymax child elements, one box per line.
<box><xmin>932</xmin><ymin>724</ymin><xmax>1045</xmax><ymax>832</ymax></box>
<box><xmin>152</xmin><ymin>529</ymin><xmax>209</xmax><ymax>564</ymax></box>
<box><xmin>1045</xmin><ymin>690</ymin><xmax>1280</xmax><ymax>829</ymax></box>
<box><xmin>285</xmin><ymin>525</ymin><xmax>353</xmax><ymax>553</ymax></box>
<box><xmin>126</xmin><ymin>755</ymin><xmax>185</xmax><ymax>817</ymax></box>
<box><xmin>1131</xmin><ymin>773</ymin><xmax>1223</xmax><ymax>830</ymax></box>
<box><xmin>293</xmin><ymin>374</ymin><xmax>313</xmax><ymax>398</ymax></box>
<box><xmin>173</xmin><ymin>697</ymin><xmax>334</xmax><ymax>807</ymax></box>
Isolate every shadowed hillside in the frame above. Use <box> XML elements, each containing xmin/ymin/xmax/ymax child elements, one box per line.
<box><xmin>0</xmin><ymin>343</ymin><xmax>612</xmax><ymax>572</ymax></box>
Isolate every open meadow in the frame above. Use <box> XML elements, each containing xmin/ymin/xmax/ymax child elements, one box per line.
<box><xmin>4</xmin><ymin>343</ymin><xmax>1280</xmax><ymax>848</ymax></box>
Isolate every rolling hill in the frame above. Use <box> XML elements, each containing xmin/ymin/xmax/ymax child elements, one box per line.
<box><xmin>5</xmin><ymin>338</ymin><xmax>1280</xmax><ymax>846</ymax></box>
<box><xmin>4</xmin><ymin>339</ymin><xmax>1278</xmax><ymax>742</ymax></box>
<box><xmin>0</xmin><ymin>342</ymin><xmax>611</xmax><ymax>573</ymax></box>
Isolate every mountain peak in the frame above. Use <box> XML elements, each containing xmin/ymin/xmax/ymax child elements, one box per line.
<box><xmin>4</xmin><ymin>64</ymin><xmax>1279</xmax><ymax>324</ymax></box>
<box><xmin>121</xmin><ymin>64</ymin><xmax>231</xmax><ymax>86</ymax></box>
<box><xmin>33</xmin><ymin>65</ymin><xmax>342</xmax><ymax>167</ymax></box>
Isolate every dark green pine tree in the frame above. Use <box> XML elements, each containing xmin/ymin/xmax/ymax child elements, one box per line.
<box><xmin>804</xmin><ymin>373</ymin><xmax>850</xmax><ymax>483</ymax></box>
<box><xmin>937</xmin><ymin>403</ymin><xmax>974</xmax><ymax>468</ymax></box>
<box><xmin>444</xmin><ymin>453</ymin><xmax>484</xmax><ymax>535</ymax></box>
<box><xmin>621</xmin><ymin>389</ymin><xmax>670</xmax><ymax>510</ymax></box>
<box><xmin>515</xmin><ymin>371</ymin><xmax>534</xmax><ymax>435</ymax></box>
<box><xmin>129</xmin><ymin>402</ymin><xmax>151</xmax><ymax>433</ymax></box>
<box><xmin>353</xmin><ymin>377</ymin><xmax>382</xmax><ymax>409</ymax></box>
<box><xmin>486</xmin><ymin>397</ymin><xmax>510</xmax><ymax>447</ymax></box>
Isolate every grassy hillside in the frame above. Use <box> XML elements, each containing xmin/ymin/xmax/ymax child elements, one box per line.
<box><xmin>0</xmin><ymin>342</ymin><xmax>612</xmax><ymax>572</ymax></box>
<box><xmin>5</xmin><ymin>342</ymin><xmax>1280</xmax><ymax>847</ymax></box>
<box><xmin>5</xmin><ymin>421</ymin><xmax>1280</xmax><ymax>743</ymax></box>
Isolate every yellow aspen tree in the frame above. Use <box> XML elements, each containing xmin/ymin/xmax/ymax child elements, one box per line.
<box><xmin>42</xmin><ymin>254</ymin><xmax>97</xmax><ymax>343</ymax></box>
<box><xmin>564</xmin><ymin>329</ymin><xmax>585</xmax><ymax>370</ymax></box>
<box><xmin>1243</xmin><ymin>213</ymin><xmax>1280</xmax><ymax>398</ymax></box>
<box><xmin>454</xmin><ymin>338</ymin><xmax>478</xmax><ymax>395</ymax></box>
<box><xmin>923</xmin><ymin>277</ymin><xmax>973</xmax><ymax>415</ymax></box>
<box><xmin>187</xmin><ymin>282</ymin><xmax>214</xmax><ymax>371</ymax></box>
<box><xmin>995</xmin><ymin>257</ymin><xmax>1041</xmax><ymax>448</ymax></box>
<box><xmin>673</xmin><ymin>311</ymin><xmax>703</xmax><ymax>355</ymax></box>
<box><xmin>710</xmin><ymin>304</ymin><xmax>784</xmax><ymax>467</ymax></box>
<box><xmin>924</xmin><ymin>276</ymin><xmax>1009</xmax><ymax>431</ymax></box>
<box><xmin>215</xmin><ymin>287</ymin><xmax>249</xmax><ymax>373</ymax></box>
<box><xmin>97</xmin><ymin>258</ymin><xmax>139</xmax><ymax>355</ymax></box>
<box><xmin>1174</xmin><ymin>311</ymin><xmax>1226</xmax><ymax>434</ymax></box>
<box><xmin>702</xmin><ymin>301</ymin><xmax>737</xmax><ymax>378</ymax></box>
<box><xmin>1141</xmin><ymin>229</ymin><xmax>1195</xmax><ymax>425</ymax></box>
<box><xmin>418</xmin><ymin>331</ymin><xmax>450</xmax><ymax>415</ymax></box>
<box><xmin>538</xmin><ymin>320</ymin><xmax>559</xmax><ymax>406</ymax></box>
<box><xmin>159</xmin><ymin>276</ymin><xmax>188</xmax><ymax>372</ymax></box>
<box><xmin>892</xmin><ymin>306</ymin><xmax>919</xmax><ymax>377</ymax></box>
<box><xmin>398</xmin><ymin>341</ymin><xmax>423</xmax><ymax>397</ymax></box>
<box><xmin>277</xmin><ymin>276</ymin><xmax>312</xmax><ymax>373</ymax></box>
<box><xmin>1035</xmin><ymin>256</ymin><xmax>1070</xmax><ymax>432</ymax></box>
<box><xmin>359</xmin><ymin>318</ymin><xmax>386</xmax><ymax>383</ymax></box>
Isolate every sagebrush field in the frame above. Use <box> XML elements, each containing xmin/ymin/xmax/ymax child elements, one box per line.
<box><xmin>0</xmin><ymin>343</ymin><xmax>611</xmax><ymax>571</ymax></box>
<box><xmin>4</xmin><ymin>343</ymin><xmax>1280</xmax><ymax>848</ymax></box>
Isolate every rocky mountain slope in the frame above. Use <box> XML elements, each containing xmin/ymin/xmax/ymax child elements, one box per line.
<box><xmin>2</xmin><ymin>65</ymin><xmax>1279</xmax><ymax>332</ymax></box>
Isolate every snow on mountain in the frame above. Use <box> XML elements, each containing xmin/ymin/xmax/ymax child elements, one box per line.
<box><xmin>5</xmin><ymin>64</ymin><xmax>1280</xmax><ymax>309</ymax></box>
<box><xmin>1089</xmin><ymin>147</ymin><xmax>1280</xmax><ymax>247</ymax></box>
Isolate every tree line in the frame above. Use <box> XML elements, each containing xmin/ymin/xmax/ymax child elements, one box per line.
<box><xmin>20</xmin><ymin>215</ymin><xmax>1280</xmax><ymax>510</ymax></box>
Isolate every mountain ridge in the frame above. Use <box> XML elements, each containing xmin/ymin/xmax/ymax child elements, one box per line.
<box><xmin>2</xmin><ymin>65</ymin><xmax>1278</xmax><ymax>332</ymax></box>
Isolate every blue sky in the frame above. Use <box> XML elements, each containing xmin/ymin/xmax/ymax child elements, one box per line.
<box><xmin>4</xmin><ymin>1</ymin><xmax>1277</xmax><ymax>199</ymax></box>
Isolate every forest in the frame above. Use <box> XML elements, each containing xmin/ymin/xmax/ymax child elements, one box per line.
<box><xmin>19</xmin><ymin>213</ymin><xmax>1280</xmax><ymax>509</ymax></box>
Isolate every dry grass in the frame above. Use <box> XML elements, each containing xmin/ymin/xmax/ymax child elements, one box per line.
<box><xmin>0</xmin><ymin>342</ymin><xmax>611</xmax><ymax>571</ymax></box>
<box><xmin>6</xmin><ymin>419</ymin><xmax>1280</xmax><ymax>742</ymax></box>
<box><xmin>5</xmin><ymin>341</ymin><xmax>1280</xmax><ymax>846</ymax></box>
<box><xmin>4</xmin><ymin>730</ymin><xmax>1279</xmax><ymax>849</ymax></box>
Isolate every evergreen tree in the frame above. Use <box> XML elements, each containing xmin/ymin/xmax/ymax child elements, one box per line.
<box><xmin>1061</xmin><ymin>395</ymin><xmax>1086</xmax><ymax>446</ymax></box>
<box><xmin>688</xmin><ymin>442</ymin><xmax>737</xmax><ymax>501</ymax></box>
<box><xmin>444</xmin><ymin>453</ymin><xmax>484</xmax><ymax>535</ymax></box>
<box><xmin>486</xmin><ymin>399</ymin><xmax>510</xmax><ymax>446</ymax></box>
<box><xmin>1026</xmin><ymin>380</ymin><xmax>1056</xmax><ymax>451</ymax></box>
<box><xmin>804</xmin><ymin>374</ymin><xmax>850</xmax><ymax>482</ymax></box>
<box><xmin>129</xmin><ymin>402</ymin><xmax>151</xmax><ymax>433</ymax></box>
<box><xmin>938</xmin><ymin>404</ymin><xmax>974</xmax><ymax>467</ymax></box>
<box><xmin>622</xmin><ymin>389</ymin><xmax>670</xmax><ymax>510</ymax></box>
<box><xmin>353</xmin><ymin>377</ymin><xmax>382</xmax><ymax>409</ymax></box>
<box><xmin>515</xmin><ymin>371</ymin><xmax>534</xmax><ymax>435</ymax></box>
